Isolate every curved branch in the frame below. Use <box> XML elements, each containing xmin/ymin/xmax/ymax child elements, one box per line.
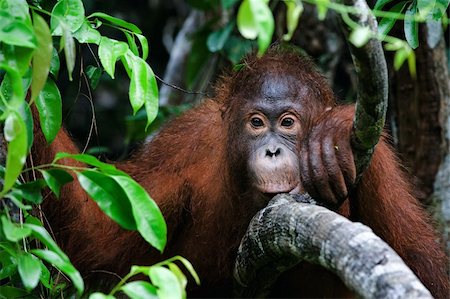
<box><xmin>339</xmin><ymin>0</ymin><xmax>389</xmax><ymax>176</ymax></box>
<box><xmin>233</xmin><ymin>194</ymin><xmax>432</xmax><ymax>299</ymax></box>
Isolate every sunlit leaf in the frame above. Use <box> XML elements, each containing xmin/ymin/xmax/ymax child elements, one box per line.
<box><xmin>31</xmin><ymin>249</ymin><xmax>84</xmax><ymax>295</ymax></box>
<box><xmin>50</xmin><ymin>47</ymin><xmax>60</xmax><ymax>78</ymax></box>
<box><xmin>283</xmin><ymin>0</ymin><xmax>303</xmax><ymax>41</ymax></box>
<box><xmin>53</xmin><ymin>152</ymin><xmax>116</xmax><ymax>170</ymax></box>
<box><xmin>88</xmin><ymin>12</ymin><xmax>142</xmax><ymax>33</ymax></box>
<box><xmin>89</xmin><ymin>293</ymin><xmax>116</xmax><ymax>299</ymax></box>
<box><xmin>124</xmin><ymin>50</ymin><xmax>159</xmax><ymax>127</ymax></box>
<box><xmin>316</xmin><ymin>0</ymin><xmax>329</xmax><ymax>20</ymax></box>
<box><xmin>2</xmin><ymin>111</ymin><xmax>27</xmax><ymax>195</ymax></box>
<box><xmin>237</xmin><ymin>0</ymin><xmax>274</xmax><ymax>55</ymax></box>
<box><xmin>136</xmin><ymin>34</ymin><xmax>149</xmax><ymax>60</ymax></box>
<box><xmin>50</xmin><ymin>0</ymin><xmax>85</xmax><ymax>35</ymax></box>
<box><xmin>61</xmin><ymin>24</ymin><xmax>76</xmax><ymax>81</ymax></box>
<box><xmin>39</xmin><ymin>169</ymin><xmax>73</xmax><ymax>198</ymax></box>
<box><xmin>404</xmin><ymin>2</ymin><xmax>419</xmax><ymax>49</ymax></box>
<box><xmin>77</xmin><ymin>170</ymin><xmax>136</xmax><ymax>230</ymax></box>
<box><xmin>349</xmin><ymin>26</ymin><xmax>372</xmax><ymax>47</ymax></box>
<box><xmin>121</xmin><ymin>281</ymin><xmax>158</xmax><ymax>299</ymax></box>
<box><xmin>31</xmin><ymin>12</ymin><xmax>53</xmax><ymax>102</ymax></box>
<box><xmin>35</xmin><ymin>79</ymin><xmax>62</xmax><ymax>143</ymax></box>
<box><xmin>374</xmin><ymin>0</ymin><xmax>395</xmax><ymax>10</ymax></box>
<box><xmin>99</xmin><ymin>37</ymin><xmax>128</xmax><ymax>79</ymax></box>
<box><xmin>0</xmin><ymin>13</ymin><xmax>37</xmax><ymax>48</ymax></box>
<box><xmin>168</xmin><ymin>263</ymin><xmax>187</xmax><ymax>299</ymax></box>
<box><xmin>18</xmin><ymin>253</ymin><xmax>41</xmax><ymax>290</ymax></box>
<box><xmin>149</xmin><ymin>266</ymin><xmax>182</xmax><ymax>299</ymax></box>
<box><xmin>1</xmin><ymin>216</ymin><xmax>32</xmax><ymax>242</ymax></box>
<box><xmin>73</xmin><ymin>21</ymin><xmax>101</xmax><ymax>44</ymax></box>
<box><xmin>377</xmin><ymin>1</ymin><xmax>407</xmax><ymax>39</ymax></box>
<box><xmin>125</xmin><ymin>31</ymin><xmax>139</xmax><ymax>56</ymax></box>
<box><xmin>111</xmin><ymin>175</ymin><xmax>166</xmax><ymax>251</ymax></box>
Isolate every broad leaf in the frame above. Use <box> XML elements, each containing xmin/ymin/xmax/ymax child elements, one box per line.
<box><xmin>121</xmin><ymin>281</ymin><xmax>158</xmax><ymax>299</ymax></box>
<box><xmin>149</xmin><ymin>266</ymin><xmax>182</xmax><ymax>299</ymax></box>
<box><xmin>77</xmin><ymin>170</ymin><xmax>136</xmax><ymax>230</ymax></box>
<box><xmin>73</xmin><ymin>21</ymin><xmax>101</xmax><ymax>44</ymax></box>
<box><xmin>53</xmin><ymin>152</ymin><xmax>117</xmax><ymax>171</ymax></box>
<box><xmin>31</xmin><ymin>249</ymin><xmax>84</xmax><ymax>295</ymax></box>
<box><xmin>18</xmin><ymin>253</ymin><xmax>41</xmax><ymax>290</ymax></box>
<box><xmin>50</xmin><ymin>0</ymin><xmax>85</xmax><ymax>35</ymax></box>
<box><xmin>124</xmin><ymin>50</ymin><xmax>159</xmax><ymax>128</ymax></box>
<box><xmin>207</xmin><ymin>22</ymin><xmax>234</xmax><ymax>52</ymax></box>
<box><xmin>40</xmin><ymin>169</ymin><xmax>73</xmax><ymax>198</ymax></box>
<box><xmin>35</xmin><ymin>79</ymin><xmax>62</xmax><ymax>143</ymax></box>
<box><xmin>85</xmin><ymin>65</ymin><xmax>103</xmax><ymax>89</ymax></box>
<box><xmin>50</xmin><ymin>47</ymin><xmax>60</xmax><ymax>78</ymax></box>
<box><xmin>88</xmin><ymin>12</ymin><xmax>142</xmax><ymax>33</ymax></box>
<box><xmin>111</xmin><ymin>175</ymin><xmax>166</xmax><ymax>252</ymax></box>
<box><xmin>283</xmin><ymin>0</ymin><xmax>303</xmax><ymax>41</ymax></box>
<box><xmin>0</xmin><ymin>12</ymin><xmax>37</xmax><ymax>48</ymax></box>
<box><xmin>378</xmin><ymin>2</ymin><xmax>407</xmax><ymax>39</ymax></box>
<box><xmin>98</xmin><ymin>37</ymin><xmax>128</xmax><ymax>79</ymax></box>
<box><xmin>61</xmin><ymin>24</ymin><xmax>76</xmax><ymax>81</ymax></box>
<box><xmin>136</xmin><ymin>34</ymin><xmax>149</xmax><ymax>60</ymax></box>
<box><xmin>404</xmin><ymin>2</ymin><xmax>419</xmax><ymax>49</ymax></box>
<box><xmin>2</xmin><ymin>111</ymin><xmax>27</xmax><ymax>195</ymax></box>
<box><xmin>31</xmin><ymin>12</ymin><xmax>53</xmax><ymax>102</ymax></box>
<box><xmin>1</xmin><ymin>216</ymin><xmax>32</xmax><ymax>242</ymax></box>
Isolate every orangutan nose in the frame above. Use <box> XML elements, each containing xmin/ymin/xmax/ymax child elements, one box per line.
<box><xmin>265</xmin><ymin>146</ymin><xmax>282</xmax><ymax>158</ymax></box>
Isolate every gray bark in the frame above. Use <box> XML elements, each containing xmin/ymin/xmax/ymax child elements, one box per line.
<box><xmin>338</xmin><ymin>0</ymin><xmax>389</xmax><ymax>176</ymax></box>
<box><xmin>233</xmin><ymin>194</ymin><xmax>432</xmax><ymax>299</ymax></box>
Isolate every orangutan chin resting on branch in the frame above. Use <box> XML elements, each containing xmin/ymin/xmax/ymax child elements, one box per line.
<box><xmin>31</xmin><ymin>49</ymin><xmax>448</xmax><ymax>298</ymax></box>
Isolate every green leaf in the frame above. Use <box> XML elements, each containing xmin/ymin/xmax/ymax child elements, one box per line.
<box><xmin>31</xmin><ymin>13</ymin><xmax>53</xmax><ymax>102</ymax></box>
<box><xmin>404</xmin><ymin>2</ymin><xmax>419</xmax><ymax>49</ymax></box>
<box><xmin>15</xmin><ymin>179</ymin><xmax>46</xmax><ymax>204</ymax></box>
<box><xmin>377</xmin><ymin>2</ymin><xmax>407</xmax><ymax>39</ymax></box>
<box><xmin>349</xmin><ymin>26</ymin><xmax>373</xmax><ymax>47</ymax></box>
<box><xmin>1</xmin><ymin>216</ymin><xmax>32</xmax><ymax>242</ymax></box>
<box><xmin>222</xmin><ymin>0</ymin><xmax>239</xmax><ymax>9</ymax></box>
<box><xmin>121</xmin><ymin>281</ymin><xmax>158</xmax><ymax>299</ymax></box>
<box><xmin>425</xmin><ymin>19</ymin><xmax>442</xmax><ymax>48</ymax></box>
<box><xmin>31</xmin><ymin>249</ymin><xmax>84</xmax><ymax>296</ymax></box>
<box><xmin>0</xmin><ymin>12</ymin><xmax>37</xmax><ymax>48</ymax></box>
<box><xmin>18</xmin><ymin>101</ymin><xmax>34</xmax><ymax>152</ymax></box>
<box><xmin>111</xmin><ymin>175</ymin><xmax>167</xmax><ymax>252</ymax></box>
<box><xmin>0</xmin><ymin>286</ymin><xmax>29</xmax><ymax>298</ymax></box>
<box><xmin>124</xmin><ymin>50</ymin><xmax>159</xmax><ymax>128</ymax></box>
<box><xmin>38</xmin><ymin>261</ymin><xmax>52</xmax><ymax>289</ymax></box>
<box><xmin>2</xmin><ymin>111</ymin><xmax>27</xmax><ymax>195</ymax></box>
<box><xmin>73</xmin><ymin>21</ymin><xmax>101</xmax><ymax>44</ymax></box>
<box><xmin>85</xmin><ymin>65</ymin><xmax>103</xmax><ymax>89</ymax></box>
<box><xmin>394</xmin><ymin>47</ymin><xmax>409</xmax><ymax>70</ymax></box>
<box><xmin>431</xmin><ymin>0</ymin><xmax>450</xmax><ymax>19</ymax></box>
<box><xmin>77</xmin><ymin>170</ymin><xmax>136</xmax><ymax>230</ymax></box>
<box><xmin>53</xmin><ymin>152</ymin><xmax>118</xmax><ymax>171</ymax></box>
<box><xmin>417</xmin><ymin>0</ymin><xmax>436</xmax><ymax>18</ymax></box>
<box><xmin>283</xmin><ymin>0</ymin><xmax>303</xmax><ymax>41</ymax></box>
<box><xmin>374</xmin><ymin>0</ymin><xmax>395</xmax><ymax>10</ymax></box>
<box><xmin>98</xmin><ymin>37</ymin><xmax>129</xmax><ymax>79</ymax></box>
<box><xmin>1</xmin><ymin>44</ymin><xmax>34</xmax><ymax>77</ymax></box>
<box><xmin>316</xmin><ymin>0</ymin><xmax>329</xmax><ymax>20</ymax></box>
<box><xmin>88</xmin><ymin>12</ymin><xmax>142</xmax><ymax>33</ymax></box>
<box><xmin>237</xmin><ymin>0</ymin><xmax>274</xmax><ymax>55</ymax></box>
<box><xmin>149</xmin><ymin>266</ymin><xmax>182</xmax><ymax>299</ymax></box>
<box><xmin>407</xmin><ymin>48</ymin><xmax>417</xmax><ymax>78</ymax></box>
<box><xmin>168</xmin><ymin>263</ymin><xmax>187</xmax><ymax>299</ymax></box>
<box><xmin>24</xmin><ymin>224</ymin><xmax>69</xmax><ymax>262</ymax></box>
<box><xmin>89</xmin><ymin>293</ymin><xmax>116</xmax><ymax>299</ymax></box>
<box><xmin>50</xmin><ymin>0</ymin><xmax>85</xmax><ymax>35</ymax></box>
<box><xmin>125</xmin><ymin>32</ymin><xmax>139</xmax><ymax>56</ymax></box>
<box><xmin>50</xmin><ymin>47</ymin><xmax>60</xmax><ymax>78</ymax></box>
<box><xmin>35</xmin><ymin>79</ymin><xmax>62</xmax><ymax>143</ymax></box>
<box><xmin>136</xmin><ymin>34</ymin><xmax>149</xmax><ymax>60</ymax></box>
<box><xmin>18</xmin><ymin>253</ymin><xmax>41</xmax><ymax>290</ymax></box>
<box><xmin>173</xmin><ymin>256</ymin><xmax>200</xmax><ymax>285</ymax></box>
<box><xmin>223</xmin><ymin>35</ymin><xmax>254</xmax><ymax>64</ymax></box>
<box><xmin>207</xmin><ymin>22</ymin><xmax>234</xmax><ymax>52</ymax></box>
<box><xmin>61</xmin><ymin>24</ymin><xmax>76</xmax><ymax>81</ymax></box>
<box><xmin>39</xmin><ymin>169</ymin><xmax>73</xmax><ymax>198</ymax></box>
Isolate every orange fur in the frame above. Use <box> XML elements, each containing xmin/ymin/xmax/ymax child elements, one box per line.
<box><xmin>31</xmin><ymin>51</ymin><xmax>448</xmax><ymax>297</ymax></box>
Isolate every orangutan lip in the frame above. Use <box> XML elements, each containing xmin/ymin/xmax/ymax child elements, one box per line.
<box><xmin>258</xmin><ymin>182</ymin><xmax>298</xmax><ymax>195</ymax></box>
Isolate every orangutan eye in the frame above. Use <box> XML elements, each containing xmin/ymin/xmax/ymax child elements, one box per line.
<box><xmin>250</xmin><ymin>117</ymin><xmax>264</xmax><ymax>128</ymax></box>
<box><xmin>281</xmin><ymin>117</ymin><xmax>295</xmax><ymax>127</ymax></box>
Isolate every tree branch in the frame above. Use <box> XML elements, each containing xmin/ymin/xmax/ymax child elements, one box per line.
<box><xmin>233</xmin><ymin>194</ymin><xmax>432</xmax><ymax>298</ymax></box>
<box><xmin>338</xmin><ymin>0</ymin><xmax>389</xmax><ymax>176</ymax></box>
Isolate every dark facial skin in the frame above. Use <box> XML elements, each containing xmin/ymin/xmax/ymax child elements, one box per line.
<box><xmin>243</xmin><ymin>74</ymin><xmax>305</xmax><ymax>194</ymax></box>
